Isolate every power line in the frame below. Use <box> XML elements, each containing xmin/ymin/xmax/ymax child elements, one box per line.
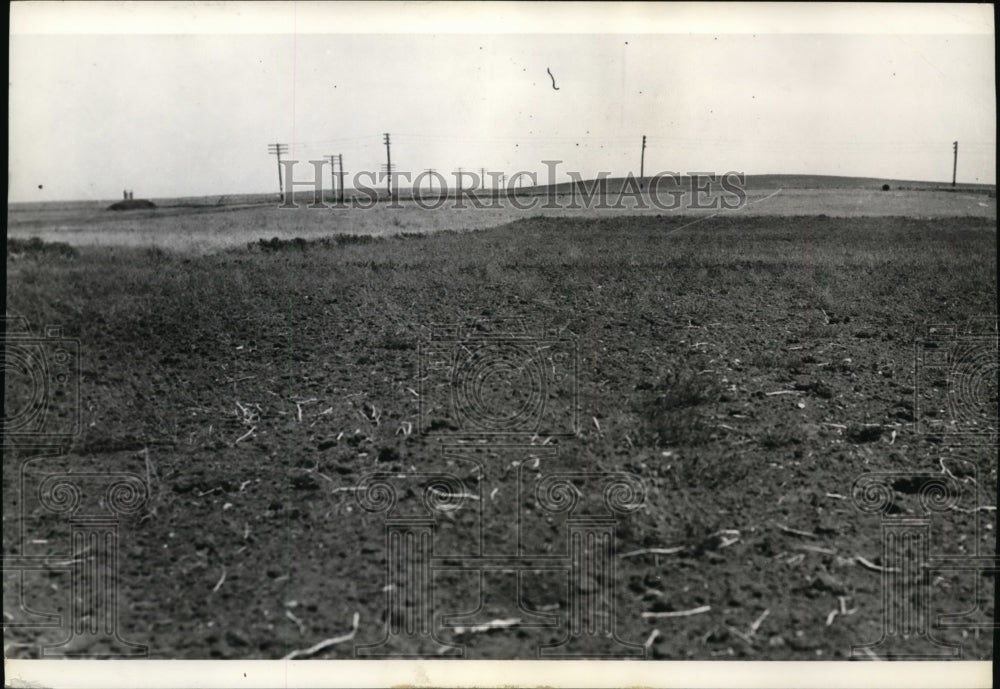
<box><xmin>272</xmin><ymin>129</ymin><xmax>999</xmax><ymax>151</ymax></box>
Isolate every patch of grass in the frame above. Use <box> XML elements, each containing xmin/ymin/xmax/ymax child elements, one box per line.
<box><xmin>257</xmin><ymin>236</ymin><xmax>308</xmax><ymax>252</ymax></box>
<box><xmin>249</xmin><ymin>233</ymin><xmax>436</xmax><ymax>253</ymax></box>
<box><xmin>7</xmin><ymin>237</ymin><xmax>78</xmax><ymax>259</ymax></box>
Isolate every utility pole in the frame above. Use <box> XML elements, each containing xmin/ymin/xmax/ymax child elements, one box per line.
<box><xmin>424</xmin><ymin>169</ymin><xmax>436</xmax><ymax>194</ymax></box>
<box><xmin>338</xmin><ymin>154</ymin><xmax>345</xmax><ymax>204</ymax></box>
<box><xmin>480</xmin><ymin>167</ymin><xmax>486</xmax><ymax>189</ymax></box>
<box><xmin>952</xmin><ymin>141</ymin><xmax>958</xmax><ymax>188</ymax></box>
<box><xmin>456</xmin><ymin>167</ymin><xmax>464</xmax><ymax>193</ymax></box>
<box><xmin>640</xmin><ymin>135</ymin><xmax>647</xmax><ymax>188</ymax></box>
<box><xmin>383</xmin><ymin>133</ymin><xmax>392</xmax><ymax>198</ymax></box>
<box><xmin>267</xmin><ymin>143</ymin><xmax>289</xmax><ymax>199</ymax></box>
<box><xmin>329</xmin><ymin>154</ymin><xmax>338</xmax><ymax>203</ymax></box>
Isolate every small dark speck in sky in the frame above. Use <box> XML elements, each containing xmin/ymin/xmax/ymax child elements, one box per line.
<box><xmin>38</xmin><ymin>184</ymin><xmax>43</xmax><ymax>189</ymax></box>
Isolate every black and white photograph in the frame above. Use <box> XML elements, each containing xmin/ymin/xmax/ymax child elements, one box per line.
<box><xmin>4</xmin><ymin>2</ymin><xmax>996</xmax><ymax>686</ymax></box>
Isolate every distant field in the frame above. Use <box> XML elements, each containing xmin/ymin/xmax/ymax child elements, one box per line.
<box><xmin>6</xmin><ymin>174</ymin><xmax>998</xmax><ymax>254</ymax></box>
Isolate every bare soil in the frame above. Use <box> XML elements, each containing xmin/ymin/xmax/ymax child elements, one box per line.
<box><xmin>3</xmin><ymin>213</ymin><xmax>996</xmax><ymax>660</ymax></box>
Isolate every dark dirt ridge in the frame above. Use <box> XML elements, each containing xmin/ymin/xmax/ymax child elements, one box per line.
<box><xmin>3</xmin><ymin>214</ymin><xmax>996</xmax><ymax>659</ymax></box>
<box><xmin>107</xmin><ymin>199</ymin><xmax>158</xmax><ymax>211</ymax></box>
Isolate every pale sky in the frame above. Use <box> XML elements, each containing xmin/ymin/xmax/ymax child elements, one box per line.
<box><xmin>8</xmin><ymin>3</ymin><xmax>996</xmax><ymax>202</ymax></box>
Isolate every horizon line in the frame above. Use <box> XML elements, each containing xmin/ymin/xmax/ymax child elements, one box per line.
<box><xmin>8</xmin><ymin>172</ymin><xmax>997</xmax><ymax>206</ymax></box>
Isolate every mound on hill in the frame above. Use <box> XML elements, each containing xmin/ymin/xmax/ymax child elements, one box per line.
<box><xmin>107</xmin><ymin>199</ymin><xmax>157</xmax><ymax>211</ymax></box>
